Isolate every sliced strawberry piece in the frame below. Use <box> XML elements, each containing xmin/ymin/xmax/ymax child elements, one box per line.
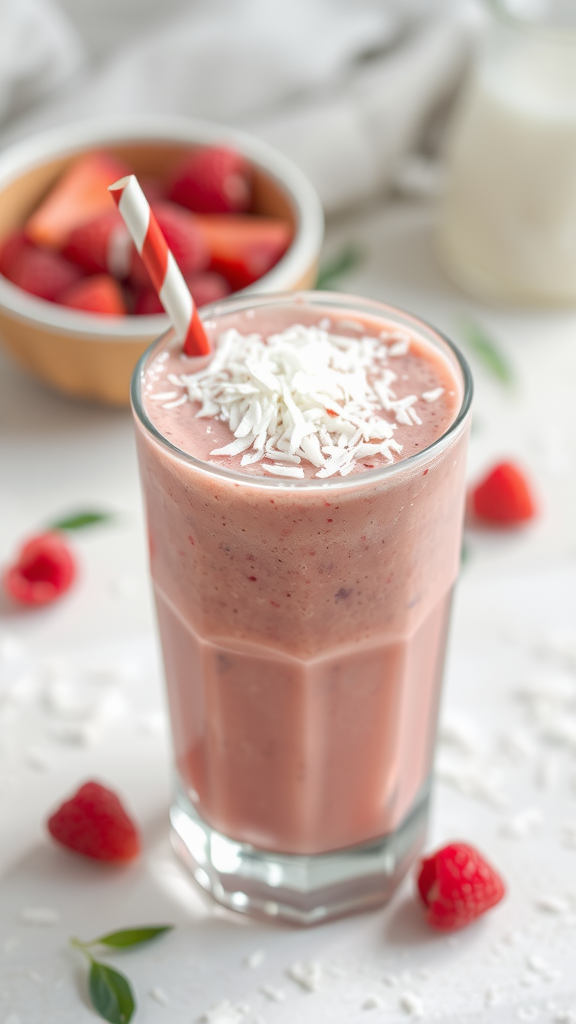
<box><xmin>3</xmin><ymin>243</ymin><xmax>84</xmax><ymax>302</ymax></box>
<box><xmin>168</xmin><ymin>146</ymin><xmax>252</xmax><ymax>214</ymax></box>
<box><xmin>471</xmin><ymin>461</ymin><xmax>537</xmax><ymax>525</ymax></box>
<box><xmin>3</xmin><ymin>532</ymin><xmax>76</xmax><ymax>606</ymax></box>
<box><xmin>47</xmin><ymin>781</ymin><xmax>140</xmax><ymax>862</ymax></box>
<box><xmin>417</xmin><ymin>842</ymin><xmax>506</xmax><ymax>931</ymax></box>
<box><xmin>62</xmin><ymin>209</ymin><xmax>132</xmax><ymax>278</ymax></box>
<box><xmin>195</xmin><ymin>214</ymin><xmax>291</xmax><ymax>290</ymax></box>
<box><xmin>57</xmin><ymin>274</ymin><xmax>127</xmax><ymax>315</ymax></box>
<box><xmin>129</xmin><ymin>201</ymin><xmax>209</xmax><ymax>288</ymax></box>
<box><xmin>26</xmin><ymin>151</ymin><xmax>129</xmax><ymax>250</ymax></box>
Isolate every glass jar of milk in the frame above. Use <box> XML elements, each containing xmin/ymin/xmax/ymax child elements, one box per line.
<box><xmin>438</xmin><ymin>0</ymin><xmax>576</xmax><ymax>306</ymax></box>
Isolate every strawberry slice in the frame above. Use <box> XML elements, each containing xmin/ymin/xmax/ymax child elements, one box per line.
<box><xmin>417</xmin><ymin>842</ymin><xmax>506</xmax><ymax>931</ymax></box>
<box><xmin>47</xmin><ymin>781</ymin><xmax>140</xmax><ymax>861</ymax></box>
<box><xmin>26</xmin><ymin>151</ymin><xmax>129</xmax><ymax>250</ymax></box>
<box><xmin>471</xmin><ymin>461</ymin><xmax>537</xmax><ymax>525</ymax></box>
<box><xmin>129</xmin><ymin>201</ymin><xmax>209</xmax><ymax>288</ymax></box>
<box><xmin>62</xmin><ymin>209</ymin><xmax>131</xmax><ymax>277</ymax></box>
<box><xmin>168</xmin><ymin>146</ymin><xmax>252</xmax><ymax>214</ymax></box>
<box><xmin>195</xmin><ymin>214</ymin><xmax>292</xmax><ymax>290</ymax></box>
<box><xmin>57</xmin><ymin>274</ymin><xmax>127</xmax><ymax>315</ymax></box>
<box><xmin>2</xmin><ymin>241</ymin><xmax>84</xmax><ymax>301</ymax></box>
<box><xmin>134</xmin><ymin>270</ymin><xmax>230</xmax><ymax>314</ymax></box>
<box><xmin>3</xmin><ymin>532</ymin><xmax>76</xmax><ymax>605</ymax></box>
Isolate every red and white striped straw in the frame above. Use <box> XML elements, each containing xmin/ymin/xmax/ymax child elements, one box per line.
<box><xmin>108</xmin><ymin>174</ymin><xmax>210</xmax><ymax>357</ymax></box>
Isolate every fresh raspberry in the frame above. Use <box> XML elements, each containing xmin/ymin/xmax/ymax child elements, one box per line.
<box><xmin>133</xmin><ymin>287</ymin><xmax>163</xmax><ymax>316</ymax></box>
<box><xmin>139</xmin><ymin>175</ymin><xmax>165</xmax><ymax>205</ymax></box>
<box><xmin>471</xmin><ymin>461</ymin><xmax>537</xmax><ymax>525</ymax></box>
<box><xmin>417</xmin><ymin>842</ymin><xmax>505</xmax><ymax>931</ymax></box>
<box><xmin>62</xmin><ymin>209</ymin><xmax>130</xmax><ymax>277</ymax></box>
<box><xmin>134</xmin><ymin>270</ymin><xmax>230</xmax><ymax>315</ymax></box>
<box><xmin>0</xmin><ymin>230</ymin><xmax>29</xmax><ymax>278</ymax></box>
<box><xmin>129</xmin><ymin>201</ymin><xmax>209</xmax><ymax>288</ymax></box>
<box><xmin>168</xmin><ymin>146</ymin><xmax>252</xmax><ymax>214</ymax></box>
<box><xmin>57</xmin><ymin>274</ymin><xmax>127</xmax><ymax>315</ymax></box>
<box><xmin>195</xmin><ymin>214</ymin><xmax>292</xmax><ymax>289</ymax></box>
<box><xmin>47</xmin><ymin>781</ymin><xmax>140</xmax><ymax>862</ymax></box>
<box><xmin>186</xmin><ymin>270</ymin><xmax>231</xmax><ymax>306</ymax></box>
<box><xmin>3</xmin><ymin>532</ymin><xmax>76</xmax><ymax>606</ymax></box>
<box><xmin>3</xmin><ymin>243</ymin><xmax>84</xmax><ymax>302</ymax></box>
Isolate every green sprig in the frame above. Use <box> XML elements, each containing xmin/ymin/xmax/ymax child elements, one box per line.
<box><xmin>48</xmin><ymin>511</ymin><xmax>116</xmax><ymax>531</ymax></box>
<box><xmin>315</xmin><ymin>244</ymin><xmax>363</xmax><ymax>291</ymax></box>
<box><xmin>71</xmin><ymin>926</ymin><xmax>173</xmax><ymax>1023</ymax></box>
<box><xmin>458</xmin><ymin>315</ymin><xmax>515</xmax><ymax>388</ymax></box>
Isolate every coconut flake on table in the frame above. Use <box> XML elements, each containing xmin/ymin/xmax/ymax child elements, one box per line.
<box><xmin>201</xmin><ymin>1001</ymin><xmax>248</xmax><ymax>1024</ymax></box>
<box><xmin>150</xmin><ymin>986</ymin><xmax>170</xmax><ymax>1005</ymax></box>
<box><xmin>165</xmin><ymin>324</ymin><xmax>431</xmax><ymax>478</ymax></box>
<box><xmin>260</xmin><ymin>985</ymin><xmax>286</xmax><ymax>1002</ymax></box>
<box><xmin>20</xmin><ymin>907</ymin><xmax>60</xmax><ymax>926</ymax></box>
<box><xmin>288</xmin><ymin>960</ymin><xmax>323</xmax><ymax>992</ymax></box>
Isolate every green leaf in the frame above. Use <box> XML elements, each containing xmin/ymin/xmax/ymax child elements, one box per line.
<box><xmin>458</xmin><ymin>315</ymin><xmax>515</xmax><ymax>388</ymax></box>
<box><xmin>89</xmin><ymin>961</ymin><xmax>135</xmax><ymax>1024</ymax></box>
<box><xmin>91</xmin><ymin>926</ymin><xmax>173</xmax><ymax>950</ymax></box>
<box><xmin>315</xmin><ymin>244</ymin><xmax>363</xmax><ymax>291</ymax></box>
<box><xmin>48</xmin><ymin>511</ymin><xmax>115</xmax><ymax>531</ymax></box>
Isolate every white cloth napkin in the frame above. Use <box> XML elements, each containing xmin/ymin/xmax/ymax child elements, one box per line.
<box><xmin>0</xmin><ymin>0</ymin><xmax>481</xmax><ymax>213</ymax></box>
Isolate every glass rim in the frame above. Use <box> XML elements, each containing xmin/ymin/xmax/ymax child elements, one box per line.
<box><xmin>131</xmin><ymin>291</ymin><xmax>473</xmax><ymax>492</ymax></box>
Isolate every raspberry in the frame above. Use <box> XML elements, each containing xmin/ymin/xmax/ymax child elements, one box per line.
<box><xmin>3</xmin><ymin>532</ymin><xmax>76</xmax><ymax>605</ymax></box>
<box><xmin>168</xmin><ymin>146</ymin><xmax>252</xmax><ymax>214</ymax></box>
<box><xmin>47</xmin><ymin>781</ymin><xmax>140</xmax><ymax>862</ymax></box>
<box><xmin>471</xmin><ymin>461</ymin><xmax>537</xmax><ymax>525</ymax></box>
<box><xmin>3</xmin><ymin>243</ymin><xmax>84</xmax><ymax>302</ymax></box>
<box><xmin>417</xmin><ymin>842</ymin><xmax>506</xmax><ymax>931</ymax></box>
<box><xmin>129</xmin><ymin>201</ymin><xmax>209</xmax><ymax>288</ymax></box>
<box><xmin>62</xmin><ymin>210</ymin><xmax>129</xmax><ymax>276</ymax></box>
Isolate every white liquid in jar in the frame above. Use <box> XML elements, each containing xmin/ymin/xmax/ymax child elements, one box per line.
<box><xmin>438</xmin><ymin>34</ymin><xmax>576</xmax><ymax>305</ymax></box>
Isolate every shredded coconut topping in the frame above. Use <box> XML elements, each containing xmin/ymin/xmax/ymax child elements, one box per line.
<box><xmin>170</xmin><ymin>323</ymin><xmax>427</xmax><ymax>478</ymax></box>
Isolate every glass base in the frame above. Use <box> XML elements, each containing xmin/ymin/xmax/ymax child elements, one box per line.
<box><xmin>170</xmin><ymin>781</ymin><xmax>430</xmax><ymax>925</ymax></box>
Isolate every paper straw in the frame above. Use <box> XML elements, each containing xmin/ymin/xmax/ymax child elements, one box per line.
<box><xmin>109</xmin><ymin>175</ymin><xmax>210</xmax><ymax>356</ymax></box>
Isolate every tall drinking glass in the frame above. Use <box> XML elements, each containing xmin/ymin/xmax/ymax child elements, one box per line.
<box><xmin>131</xmin><ymin>292</ymin><xmax>472</xmax><ymax>924</ymax></box>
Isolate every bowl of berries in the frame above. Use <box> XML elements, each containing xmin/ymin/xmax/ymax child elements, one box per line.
<box><xmin>0</xmin><ymin>116</ymin><xmax>323</xmax><ymax>405</ymax></box>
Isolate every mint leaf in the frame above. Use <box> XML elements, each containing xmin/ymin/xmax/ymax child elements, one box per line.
<box><xmin>315</xmin><ymin>244</ymin><xmax>363</xmax><ymax>291</ymax></box>
<box><xmin>49</xmin><ymin>511</ymin><xmax>115</xmax><ymax>531</ymax></box>
<box><xmin>458</xmin><ymin>316</ymin><xmax>515</xmax><ymax>388</ymax></box>
<box><xmin>89</xmin><ymin>961</ymin><xmax>135</xmax><ymax>1024</ymax></box>
<box><xmin>92</xmin><ymin>926</ymin><xmax>173</xmax><ymax>949</ymax></box>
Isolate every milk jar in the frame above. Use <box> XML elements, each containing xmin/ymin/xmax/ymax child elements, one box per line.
<box><xmin>438</xmin><ymin>0</ymin><xmax>576</xmax><ymax>306</ymax></box>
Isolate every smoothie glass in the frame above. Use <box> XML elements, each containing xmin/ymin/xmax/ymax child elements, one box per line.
<box><xmin>132</xmin><ymin>293</ymin><xmax>473</xmax><ymax>924</ymax></box>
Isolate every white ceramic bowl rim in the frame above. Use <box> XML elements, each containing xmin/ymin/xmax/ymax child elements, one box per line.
<box><xmin>0</xmin><ymin>115</ymin><xmax>324</xmax><ymax>342</ymax></box>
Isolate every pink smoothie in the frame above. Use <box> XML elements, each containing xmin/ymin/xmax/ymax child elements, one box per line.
<box><xmin>134</xmin><ymin>297</ymin><xmax>471</xmax><ymax>855</ymax></box>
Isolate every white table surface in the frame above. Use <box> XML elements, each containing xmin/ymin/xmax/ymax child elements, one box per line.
<box><xmin>2</xmin><ymin>198</ymin><xmax>576</xmax><ymax>1024</ymax></box>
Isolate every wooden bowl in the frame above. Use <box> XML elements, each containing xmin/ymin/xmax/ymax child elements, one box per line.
<box><xmin>0</xmin><ymin>117</ymin><xmax>324</xmax><ymax>405</ymax></box>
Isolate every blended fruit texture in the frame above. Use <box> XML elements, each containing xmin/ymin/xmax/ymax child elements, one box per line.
<box><xmin>135</xmin><ymin>302</ymin><xmax>469</xmax><ymax>855</ymax></box>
